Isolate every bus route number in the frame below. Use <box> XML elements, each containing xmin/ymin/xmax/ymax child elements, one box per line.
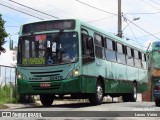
<box><xmin>50</xmin><ymin>75</ymin><xmax>63</xmax><ymax>80</ymax></box>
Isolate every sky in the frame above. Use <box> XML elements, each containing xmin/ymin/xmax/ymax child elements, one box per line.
<box><xmin>0</xmin><ymin>0</ymin><xmax>160</xmax><ymax>66</ymax></box>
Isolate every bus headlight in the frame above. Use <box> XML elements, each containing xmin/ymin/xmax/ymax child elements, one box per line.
<box><xmin>17</xmin><ymin>73</ymin><xmax>22</xmax><ymax>79</ymax></box>
<box><xmin>67</xmin><ymin>68</ymin><xmax>79</xmax><ymax>78</ymax></box>
<box><xmin>17</xmin><ymin>72</ymin><xmax>26</xmax><ymax>80</ymax></box>
<box><xmin>74</xmin><ymin>69</ymin><xmax>79</xmax><ymax>76</ymax></box>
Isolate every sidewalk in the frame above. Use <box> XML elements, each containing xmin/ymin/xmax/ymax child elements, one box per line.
<box><xmin>2</xmin><ymin>102</ymin><xmax>41</xmax><ymax>110</ymax></box>
<box><xmin>2</xmin><ymin>100</ymin><xmax>86</xmax><ymax>109</ymax></box>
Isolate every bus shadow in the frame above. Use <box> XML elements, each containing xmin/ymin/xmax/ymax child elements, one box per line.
<box><xmin>44</xmin><ymin>101</ymin><xmax>119</xmax><ymax>108</ymax></box>
<box><xmin>15</xmin><ymin>101</ymin><xmax>120</xmax><ymax>109</ymax></box>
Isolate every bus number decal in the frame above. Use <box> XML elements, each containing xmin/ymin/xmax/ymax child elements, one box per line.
<box><xmin>50</xmin><ymin>75</ymin><xmax>63</xmax><ymax>80</ymax></box>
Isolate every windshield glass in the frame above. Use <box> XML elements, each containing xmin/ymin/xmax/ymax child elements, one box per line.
<box><xmin>18</xmin><ymin>32</ymin><xmax>78</xmax><ymax>66</ymax></box>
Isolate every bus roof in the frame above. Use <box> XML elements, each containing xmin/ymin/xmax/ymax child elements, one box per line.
<box><xmin>20</xmin><ymin>19</ymin><xmax>146</xmax><ymax>53</ymax></box>
<box><xmin>77</xmin><ymin>19</ymin><xmax>146</xmax><ymax>53</ymax></box>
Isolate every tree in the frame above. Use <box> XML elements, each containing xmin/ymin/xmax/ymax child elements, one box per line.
<box><xmin>0</xmin><ymin>14</ymin><xmax>8</xmax><ymax>54</ymax></box>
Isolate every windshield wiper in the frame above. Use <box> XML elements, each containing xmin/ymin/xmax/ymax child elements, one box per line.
<box><xmin>53</xmin><ymin>29</ymin><xmax>64</xmax><ymax>42</ymax></box>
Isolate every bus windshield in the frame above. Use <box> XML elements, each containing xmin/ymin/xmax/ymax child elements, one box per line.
<box><xmin>18</xmin><ymin>32</ymin><xmax>78</xmax><ymax>66</ymax></box>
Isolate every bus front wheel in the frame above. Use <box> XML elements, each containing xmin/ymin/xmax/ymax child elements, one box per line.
<box><xmin>89</xmin><ymin>80</ymin><xmax>104</xmax><ymax>105</ymax></box>
<box><xmin>40</xmin><ymin>94</ymin><xmax>54</xmax><ymax>106</ymax></box>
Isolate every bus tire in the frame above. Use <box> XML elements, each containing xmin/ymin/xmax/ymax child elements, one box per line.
<box><xmin>130</xmin><ymin>82</ymin><xmax>137</xmax><ymax>102</ymax></box>
<box><xmin>40</xmin><ymin>94</ymin><xmax>54</xmax><ymax>106</ymax></box>
<box><xmin>89</xmin><ymin>80</ymin><xmax>103</xmax><ymax>105</ymax></box>
<box><xmin>123</xmin><ymin>82</ymin><xmax>137</xmax><ymax>102</ymax></box>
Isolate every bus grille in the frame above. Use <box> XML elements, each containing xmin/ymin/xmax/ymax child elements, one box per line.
<box><xmin>30</xmin><ymin>70</ymin><xmax>63</xmax><ymax>81</ymax></box>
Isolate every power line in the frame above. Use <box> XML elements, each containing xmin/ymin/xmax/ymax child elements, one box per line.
<box><xmin>128</xmin><ymin>26</ymin><xmax>144</xmax><ymax>48</ymax></box>
<box><xmin>126</xmin><ymin>37</ymin><xmax>147</xmax><ymax>48</ymax></box>
<box><xmin>150</xmin><ymin>0</ymin><xmax>160</xmax><ymax>5</ymax></box>
<box><xmin>128</xmin><ymin>24</ymin><xmax>137</xmax><ymax>40</ymax></box>
<box><xmin>1</xmin><ymin>0</ymin><xmax>52</xmax><ymax>20</ymax></box>
<box><xmin>75</xmin><ymin>0</ymin><xmax>160</xmax><ymax>41</ymax></box>
<box><xmin>87</xmin><ymin>15</ymin><xmax>116</xmax><ymax>23</ymax></box>
<box><xmin>37</xmin><ymin>0</ymin><xmax>74</xmax><ymax>18</ymax></box>
<box><xmin>0</xmin><ymin>3</ymin><xmax>44</xmax><ymax>20</ymax></box>
<box><xmin>125</xmin><ymin>12</ymin><xmax>160</xmax><ymax>15</ymax></box>
<box><xmin>2</xmin><ymin>14</ymin><xmax>23</xmax><ymax>24</ymax></box>
<box><xmin>125</xmin><ymin>17</ymin><xmax>160</xmax><ymax>40</ymax></box>
<box><xmin>75</xmin><ymin>0</ymin><xmax>117</xmax><ymax>15</ymax></box>
<box><xmin>137</xmin><ymin>32</ymin><xmax>160</xmax><ymax>39</ymax></box>
<box><xmin>125</xmin><ymin>19</ymin><xmax>143</xmax><ymax>47</ymax></box>
<box><xmin>8</xmin><ymin>0</ymin><xmax>59</xmax><ymax>19</ymax></box>
<box><xmin>3</xmin><ymin>0</ymin><xmax>160</xmax><ymax>42</ymax></box>
<box><xmin>140</xmin><ymin>0</ymin><xmax>160</xmax><ymax>11</ymax></box>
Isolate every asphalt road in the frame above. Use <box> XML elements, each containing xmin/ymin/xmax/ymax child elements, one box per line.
<box><xmin>1</xmin><ymin>100</ymin><xmax>160</xmax><ymax>120</ymax></box>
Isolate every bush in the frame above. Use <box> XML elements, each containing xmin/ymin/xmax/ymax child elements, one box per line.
<box><xmin>0</xmin><ymin>85</ymin><xmax>17</xmax><ymax>104</ymax></box>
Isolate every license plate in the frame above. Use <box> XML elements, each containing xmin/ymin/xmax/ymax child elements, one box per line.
<box><xmin>40</xmin><ymin>83</ymin><xmax>51</xmax><ymax>87</ymax></box>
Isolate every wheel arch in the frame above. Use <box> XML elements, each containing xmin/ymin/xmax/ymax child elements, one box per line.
<box><xmin>133</xmin><ymin>80</ymin><xmax>138</xmax><ymax>87</ymax></box>
<box><xmin>133</xmin><ymin>80</ymin><xmax>137</xmax><ymax>84</ymax></box>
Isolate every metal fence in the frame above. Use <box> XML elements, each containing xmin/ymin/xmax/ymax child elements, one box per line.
<box><xmin>0</xmin><ymin>65</ymin><xmax>17</xmax><ymax>103</ymax></box>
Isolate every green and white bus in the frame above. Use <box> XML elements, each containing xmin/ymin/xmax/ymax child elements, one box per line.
<box><xmin>17</xmin><ymin>19</ymin><xmax>148</xmax><ymax>106</ymax></box>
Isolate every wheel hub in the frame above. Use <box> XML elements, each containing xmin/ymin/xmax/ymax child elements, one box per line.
<box><xmin>97</xmin><ymin>85</ymin><xmax>103</xmax><ymax>100</ymax></box>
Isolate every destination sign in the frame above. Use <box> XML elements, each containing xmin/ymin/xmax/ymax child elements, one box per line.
<box><xmin>22</xmin><ymin>58</ymin><xmax>45</xmax><ymax>65</ymax></box>
<box><xmin>22</xmin><ymin>20</ymin><xmax>75</xmax><ymax>34</ymax></box>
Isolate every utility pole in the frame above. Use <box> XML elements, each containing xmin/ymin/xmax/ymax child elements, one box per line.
<box><xmin>117</xmin><ymin>0</ymin><xmax>122</xmax><ymax>38</ymax></box>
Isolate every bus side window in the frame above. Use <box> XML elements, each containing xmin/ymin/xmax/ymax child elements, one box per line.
<box><xmin>81</xmin><ymin>33</ymin><xmax>95</xmax><ymax>64</ymax></box>
<box><xmin>138</xmin><ymin>51</ymin><xmax>143</xmax><ymax>68</ymax></box>
<box><xmin>94</xmin><ymin>33</ymin><xmax>105</xmax><ymax>59</ymax></box>
<box><xmin>142</xmin><ymin>53</ymin><xmax>147</xmax><ymax>69</ymax></box>
<box><xmin>116</xmin><ymin>43</ymin><xmax>126</xmax><ymax>64</ymax></box>
<box><xmin>126</xmin><ymin>46</ymin><xmax>134</xmax><ymax>66</ymax></box>
<box><xmin>134</xmin><ymin>50</ymin><xmax>141</xmax><ymax>68</ymax></box>
<box><xmin>105</xmin><ymin>38</ymin><xmax>116</xmax><ymax>62</ymax></box>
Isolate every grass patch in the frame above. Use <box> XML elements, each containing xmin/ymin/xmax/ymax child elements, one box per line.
<box><xmin>0</xmin><ymin>85</ymin><xmax>17</xmax><ymax>104</ymax></box>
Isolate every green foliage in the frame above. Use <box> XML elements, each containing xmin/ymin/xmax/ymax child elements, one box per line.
<box><xmin>0</xmin><ymin>85</ymin><xmax>17</xmax><ymax>104</ymax></box>
<box><xmin>0</xmin><ymin>14</ymin><xmax>8</xmax><ymax>54</ymax></box>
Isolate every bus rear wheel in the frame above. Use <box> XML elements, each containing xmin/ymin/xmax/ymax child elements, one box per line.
<box><xmin>40</xmin><ymin>94</ymin><xmax>54</xmax><ymax>106</ymax></box>
<box><xmin>130</xmin><ymin>82</ymin><xmax>137</xmax><ymax>102</ymax></box>
<box><xmin>89</xmin><ymin>80</ymin><xmax>103</xmax><ymax>105</ymax></box>
<box><xmin>122</xmin><ymin>83</ymin><xmax>137</xmax><ymax>102</ymax></box>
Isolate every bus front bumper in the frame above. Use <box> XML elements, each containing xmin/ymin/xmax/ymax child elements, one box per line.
<box><xmin>18</xmin><ymin>76</ymin><xmax>83</xmax><ymax>95</ymax></box>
